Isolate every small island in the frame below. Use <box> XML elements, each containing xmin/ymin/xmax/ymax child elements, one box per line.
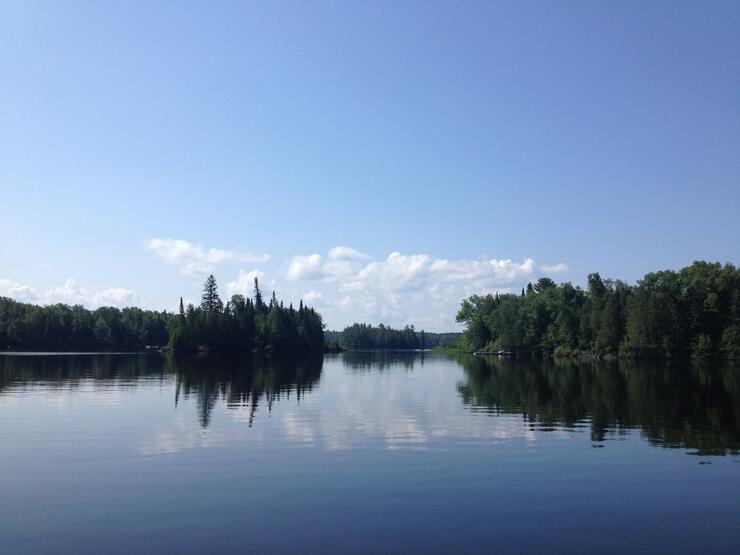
<box><xmin>168</xmin><ymin>275</ymin><xmax>324</xmax><ymax>353</ymax></box>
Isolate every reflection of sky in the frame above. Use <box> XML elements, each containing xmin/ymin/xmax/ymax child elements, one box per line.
<box><xmin>279</xmin><ymin>360</ymin><xmax>543</xmax><ymax>452</ymax></box>
<box><xmin>3</xmin><ymin>354</ymin><xmax>740</xmax><ymax>555</ymax></box>
<box><xmin>0</xmin><ymin>356</ymin><xmax>604</xmax><ymax>459</ymax></box>
<box><xmin>132</xmin><ymin>356</ymin><xmax>558</xmax><ymax>457</ymax></box>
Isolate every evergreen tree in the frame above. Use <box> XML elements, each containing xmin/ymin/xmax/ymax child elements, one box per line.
<box><xmin>254</xmin><ymin>277</ymin><xmax>264</xmax><ymax>312</ymax></box>
<box><xmin>162</xmin><ymin>275</ymin><xmax>323</xmax><ymax>353</ymax></box>
<box><xmin>200</xmin><ymin>274</ymin><xmax>223</xmax><ymax>312</ymax></box>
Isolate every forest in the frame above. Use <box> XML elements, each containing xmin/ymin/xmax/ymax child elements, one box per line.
<box><xmin>339</xmin><ymin>323</ymin><xmax>426</xmax><ymax>349</ymax></box>
<box><xmin>456</xmin><ymin>261</ymin><xmax>739</xmax><ymax>359</ymax></box>
<box><xmin>168</xmin><ymin>275</ymin><xmax>324</xmax><ymax>354</ymax></box>
<box><xmin>3</xmin><ymin>261</ymin><xmax>737</xmax><ymax>358</ymax></box>
<box><xmin>0</xmin><ymin>275</ymin><xmax>324</xmax><ymax>354</ymax></box>
<box><xmin>327</xmin><ymin>326</ymin><xmax>460</xmax><ymax>350</ymax></box>
<box><xmin>0</xmin><ymin>297</ymin><xmax>169</xmax><ymax>350</ymax></box>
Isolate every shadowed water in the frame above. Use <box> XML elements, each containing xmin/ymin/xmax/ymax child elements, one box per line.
<box><xmin>0</xmin><ymin>352</ymin><xmax>738</xmax><ymax>553</ymax></box>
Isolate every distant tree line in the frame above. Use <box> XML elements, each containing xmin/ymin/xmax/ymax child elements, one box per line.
<box><xmin>340</xmin><ymin>323</ymin><xmax>426</xmax><ymax>349</ymax></box>
<box><xmin>456</xmin><ymin>261</ymin><xmax>740</xmax><ymax>359</ymax></box>
<box><xmin>327</xmin><ymin>327</ymin><xmax>461</xmax><ymax>350</ymax></box>
<box><xmin>0</xmin><ymin>297</ymin><xmax>169</xmax><ymax>350</ymax></box>
<box><xmin>168</xmin><ymin>275</ymin><xmax>324</xmax><ymax>354</ymax></box>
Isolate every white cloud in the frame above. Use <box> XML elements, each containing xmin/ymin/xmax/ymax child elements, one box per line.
<box><xmin>283</xmin><ymin>247</ymin><xmax>568</xmax><ymax>330</ymax></box>
<box><xmin>1</xmin><ymin>245</ymin><xmax>569</xmax><ymax>331</ymax></box>
<box><xmin>541</xmin><ymin>262</ymin><xmax>570</xmax><ymax>274</ymax></box>
<box><xmin>286</xmin><ymin>253</ymin><xmax>324</xmax><ymax>281</ymax></box>
<box><xmin>286</xmin><ymin>247</ymin><xmax>371</xmax><ymax>283</ymax></box>
<box><xmin>1</xmin><ymin>277</ymin><xmax>140</xmax><ymax>308</ymax></box>
<box><xmin>302</xmin><ymin>290</ymin><xmax>325</xmax><ymax>305</ymax></box>
<box><xmin>44</xmin><ymin>278</ymin><xmax>89</xmax><ymax>305</ymax></box>
<box><xmin>95</xmin><ymin>288</ymin><xmax>141</xmax><ymax>307</ymax></box>
<box><xmin>225</xmin><ymin>270</ymin><xmax>265</xmax><ymax>298</ymax></box>
<box><xmin>328</xmin><ymin>246</ymin><xmax>370</xmax><ymax>261</ymax></box>
<box><xmin>145</xmin><ymin>238</ymin><xmax>269</xmax><ymax>276</ymax></box>
<box><xmin>286</xmin><ymin>248</ymin><xmax>544</xmax><ymax>291</ymax></box>
<box><xmin>0</xmin><ymin>278</ymin><xmax>39</xmax><ymax>302</ymax></box>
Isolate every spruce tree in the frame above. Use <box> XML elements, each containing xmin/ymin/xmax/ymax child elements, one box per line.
<box><xmin>254</xmin><ymin>277</ymin><xmax>263</xmax><ymax>311</ymax></box>
<box><xmin>201</xmin><ymin>274</ymin><xmax>223</xmax><ymax>312</ymax></box>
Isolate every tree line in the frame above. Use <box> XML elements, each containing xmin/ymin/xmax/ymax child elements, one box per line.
<box><xmin>0</xmin><ymin>297</ymin><xmax>169</xmax><ymax>350</ymax></box>
<box><xmin>327</xmin><ymin>326</ymin><xmax>461</xmax><ymax>350</ymax></box>
<box><xmin>339</xmin><ymin>323</ymin><xmax>426</xmax><ymax>349</ymax></box>
<box><xmin>168</xmin><ymin>275</ymin><xmax>324</xmax><ymax>354</ymax></box>
<box><xmin>455</xmin><ymin>261</ymin><xmax>739</xmax><ymax>359</ymax></box>
<box><xmin>0</xmin><ymin>274</ymin><xmax>325</xmax><ymax>354</ymax></box>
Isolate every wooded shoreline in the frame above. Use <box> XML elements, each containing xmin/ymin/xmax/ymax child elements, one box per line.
<box><xmin>2</xmin><ymin>261</ymin><xmax>737</xmax><ymax>360</ymax></box>
<box><xmin>455</xmin><ymin>261</ymin><xmax>739</xmax><ymax>360</ymax></box>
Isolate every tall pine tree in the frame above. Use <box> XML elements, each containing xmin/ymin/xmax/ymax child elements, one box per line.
<box><xmin>200</xmin><ymin>274</ymin><xmax>223</xmax><ymax>312</ymax></box>
<box><xmin>254</xmin><ymin>277</ymin><xmax>264</xmax><ymax>312</ymax></box>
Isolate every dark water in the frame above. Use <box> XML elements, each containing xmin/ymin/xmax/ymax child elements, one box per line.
<box><xmin>0</xmin><ymin>352</ymin><xmax>738</xmax><ymax>554</ymax></box>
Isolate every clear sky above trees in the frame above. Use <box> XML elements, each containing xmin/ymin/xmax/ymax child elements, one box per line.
<box><xmin>1</xmin><ymin>1</ymin><xmax>738</xmax><ymax>330</ymax></box>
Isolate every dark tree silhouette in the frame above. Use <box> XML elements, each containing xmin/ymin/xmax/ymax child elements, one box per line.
<box><xmin>200</xmin><ymin>274</ymin><xmax>223</xmax><ymax>312</ymax></box>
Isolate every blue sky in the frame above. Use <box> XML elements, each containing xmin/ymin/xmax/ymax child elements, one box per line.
<box><xmin>1</xmin><ymin>1</ymin><xmax>738</xmax><ymax>331</ymax></box>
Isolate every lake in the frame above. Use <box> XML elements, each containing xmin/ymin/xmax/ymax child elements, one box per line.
<box><xmin>0</xmin><ymin>352</ymin><xmax>738</xmax><ymax>553</ymax></box>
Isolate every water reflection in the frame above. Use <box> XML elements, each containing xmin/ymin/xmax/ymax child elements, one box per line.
<box><xmin>1</xmin><ymin>352</ymin><xmax>738</xmax><ymax>456</ymax></box>
<box><xmin>0</xmin><ymin>353</ymin><xmax>323</xmax><ymax>429</ymax></box>
<box><xmin>339</xmin><ymin>349</ymin><xmax>425</xmax><ymax>372</ymax></box>
<box><xmin>167</xmin><ymin>354</ymin><xmax>322</xmax><ymax>428</ymax></box>
<box><xmin>1</xmin><ymin>352</ymin><xmax>738</xmax><ymax>553</ymax></box>
<box><xmin>0</xmin><ymin>353</ymin><xmax>167</xmax><ymax>389</ymax></box>
<box><xmin>456</xmin><ymin>355</ymin><xmax>740</xmax><ymax>455</ymax></box>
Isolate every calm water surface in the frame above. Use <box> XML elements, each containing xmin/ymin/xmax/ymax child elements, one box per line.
<box><xmin>1</xmin><ymin>352</ymin><xmax>738</xmax><ymax>553</ymax></box>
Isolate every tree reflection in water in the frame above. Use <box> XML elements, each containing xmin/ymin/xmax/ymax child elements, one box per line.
<box><xmin>456</xmin><ymin>354</ymin><xmax>739</xmax><ymax>455</ymax></box>
<box><xmin>1</xmin><ymin>352</ymin><xmax>737</xmax><ymax>455</ymax></box>
<box><xmin>167</xmin><ymin>353</ymin><xmax>323</xmax><ymax>428</ymax></box>
<box><xmin>0</xmin><ymin>352</ymin><xmax>323</xmax><ymax>429</ymax></box>
<box><xmin>339</xmin><ymin>349</ymin><xmax>425</xmax><ymax>372</ymax></box>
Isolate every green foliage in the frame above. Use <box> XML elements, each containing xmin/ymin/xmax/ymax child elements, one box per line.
<box><xmin>200</xmin><ymin>274</ymin><xmax>223</xmax><ymax>312</ymax></box>
<box><xmin>720</xmin><ymin>325</ymin><xmax>740</xmax><ymax>359</ymax></box>
<box><xmin>324</xmin><ymin>329</ymin><xmax>460</xmax><ymax>350</ymax></box>
<box><xmin>691</xmin><ymin>334</ymin><xmax>714</xmax><ymax>360</ymax></box>
<box><xmin>167</xmin><ymin>277</ymin><xmax>324</xmax><ymax>354</ymax></box>
<box><xmin>456</xmin><ymin>261</ymin><xmax>740</xmax><ymax>359</ymax></box>
<box><xmin>0</xmin><ymin>275</ymin><xmax>325</xmax><ymax>355</ymax></box>
<box><xmin>340</xmin><ymin>323</ymin><xmax>424</xmax><ymax>349</ymax></box>
<box><xmin>324</xmin><ymin>340</ymin><xmax>344</xmax><ymax>353</ymax></box>
<box><xmin>0</xmin><ymin>298</ymin><xmax>170</xmax><ymax>350</ymax></box>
